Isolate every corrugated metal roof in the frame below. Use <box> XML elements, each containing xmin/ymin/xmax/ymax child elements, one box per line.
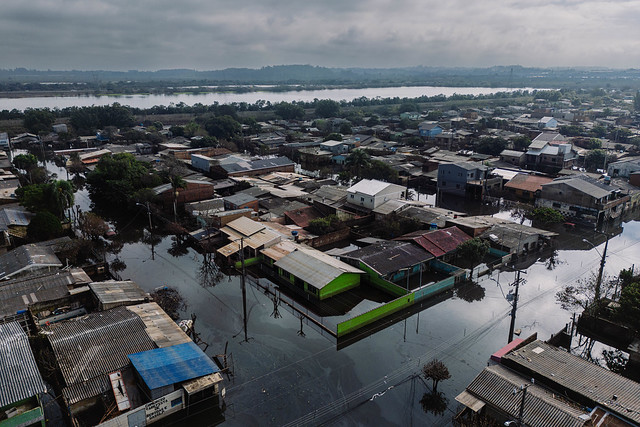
<box><xmin>463</xmin><ymin>364</ymin><xmax>588</xmax><ymax>427</ymax></box>
<box><xmin>225</xmin><ymin>217</ymin><xmax>265</xmax><ymax>236</ymax></box>
<box><xmin>0</xmin><ymin>244</ymin><xmax>62</xmax><ymax>280</ymax></box>
<box><xmin>0</xmin><ymin>322</ymin><xmax>47</xmax><ymax>407</ymax></box>
<box><xmin>260</xmin><ymin>240</ymin><xmax>300</xmax><ymax>262</ymax></box>
<box><xmin>47</xmin><ymin>307</ymin><xmax>155</xmax><ymax>404</ymax></box>
<box><xmin>0</xmin><ymin>271</ymin><xmax>72</xmax><ymax>319</ymax></box>
<box><xmin>275</xmin><ymin>248</ymin><xmax>363</xmax><ymax>289</ymax></box>
<box><xmin>129</xmin><ymin>341</ymin><xmax>219</xmax><ymax>390</ymax></box>
<box><xmin>503</xmin><ymin>340</ymin><xmax>640</xmax><ymax>424</ymax></box>
<box><xmin>89</xmin><ymin>281</ymin><xmax>149</xmax><ymax>308</ymax></box>
<box><xmin>341</xmin><ymin>241</ymin><xmax>433</xmax><ymax>276</ymax></box>
<box><xmin>126</xmin><ymin>303</ymin><xmax>191</xmax><ymax>348</ymax></box>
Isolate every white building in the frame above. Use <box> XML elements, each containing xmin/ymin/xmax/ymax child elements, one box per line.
<box><xmin>346</xmin><ymin>179</ymin><xmax>405</xmax><ymax>210</ymax></box>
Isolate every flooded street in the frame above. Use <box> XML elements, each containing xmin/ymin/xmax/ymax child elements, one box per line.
<box><xmin>105</xmin><ymin>213</ymin><xmax>640</xmax><ymax>425</ymax></box>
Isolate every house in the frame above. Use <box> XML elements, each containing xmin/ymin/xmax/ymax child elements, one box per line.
<box><xmin>89</xmin><ymin>281</ymin><xmax>150</xmax><ymax>311</ymax></box>
<box><xmin>223</xmin><ymin>193</ymin><xmax>259</xmax><ymax>212</ymax></box>
<box><xmin>478</xmin><ymin>223</ymin><xmax>557</xmax><ymax>255</ymax></box>
<box><xmin>418</xmin><ymin>121</ymin><xmax>443</xmax><ymax>138</ymax></box>
<box><xmin>0</xmin><ymin>206</ymin><xmax>35</xmax><ymax>248</ymax></box>
<box><xmin>320</xmin><ymin>139</ymin><xmax>350</xmax><ymax>154</ymax></box>
<box><xmin>437</xmin><ymin>162</ymin><xmax>502</xmax><ymax>199</ymax></box>
<box><xmin>340</xmin><ymin>241</ymin><xmax>433</xmax><ymax>287</ymax></box>
<box><xmin>346</xmin><ymin>179</ymin><xmax>406</xmax><ymax>210</ymax></box>
<box><xmin>128</xmin><ymin>341</ymin><xmax>222</xmax><ymax>400</ymax></box>
<box><xmin>537</xmin><ymin>116</ymin><xmax>558</xmax><ymax>129</ymax></box>
<box><xmin>153</xmin><ymin>179</ymin><xmax>217</xmax><ymax>207</ymax></box>
<box><xmin>455</xmin><ymin>364</ymin><xmax>594</xmax><ymax>427</ymax></box>
<box><xmin>0</xmin><ymin>271</ymin><xmax>75</xmax><ymax>320</ymax></box>
<box><xmin>0</xmin><ymin>132</ymin><xmax>10</xmax><ymax>149</ymax></box>
<box><xmin>501</xmin><ymin>340</ymin><xmax>640</xmax><ymax>426</ymax></box>
<box><xmin>499</xmin><ymin>149</ymin><xmax>526</xmax><ymax>167</ymax></box>
<box><xmin>0</xmin><ymin>244</ymin><xmax>63</xmax><ymax>280</ymax></box>
<box><xmin>191</xmin><ymin>153</ymin><xmax>215</xmax><ymax>172</ymax></box>
<box><xmin>395</xmin><ymin>226</ymin><xmax>472</xmax><ymax>261</ymax></box>
<box><xmin>217</xmin><ymin>217</ymin><xmax>282</xmax><ymax>260</ymax></box>
<box><xmin>0</xmin><ymin>322</ymin><xmax>47</xmax><ymax>427</ymax></box>
<box><xmin>52</xmin><ymin>123</ymin><xmax>68</xmax><ymax>134</ymax></box>
<box><xmin>536</xmin><ymin>174</ymin><xmax>630</xmax><ymax>226</ymax></box>
<box><xmin>525</xmin><ymin>132</ymin><xmax>577</xmax><ymax>171</ymax></box>
<box><xmin>264</xmin><ymin>244</ymin><xmax>365</xmax><ymax>300</ymax></box>
<box><xmin>607</xmin><ymin>157</ymin><xmax>640</xmax><ymax>178</ymax></box>
<box><xmin>503</xmin><ymin>173</ymin><xmax>553</xmax><ymax>202</ymax></box>
<box><xmin>213</xmin><ymin>156</ymin><xmax>295</xmax><ymax>178</ymax></box>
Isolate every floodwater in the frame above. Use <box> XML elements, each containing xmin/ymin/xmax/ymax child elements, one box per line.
<box><xmin>1</xmin><ymin>85</ymin><xmax>532</xmax><ymax>111</ymax></box>
<box><xmin>106</xmin><ymin>213</ymin><xmax>640</xmax><ymax>426</ymax></box>
<box><xmin>37</xmin><ymin>158</ymin><xmax>640</xmax><ymax>425</ymax></box>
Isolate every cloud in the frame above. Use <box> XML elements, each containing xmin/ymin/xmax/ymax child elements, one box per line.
<box><xmin>1</xmin><ymin>0</ymin><xmax>639</xmax><ymax>70</ymax></box>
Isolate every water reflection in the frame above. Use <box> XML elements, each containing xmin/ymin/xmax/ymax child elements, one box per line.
<box><xmin>420</xmin><ymin>391</ymin><xmax>449</xmax><ymax>417</ymax></box>
<box><xmin>454</xmin><ymin>281</ymin><xmax>486</xmax><ymax>303</ymax></box>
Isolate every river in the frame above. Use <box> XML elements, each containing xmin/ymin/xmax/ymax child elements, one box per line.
<box><xmin>0</xmin><ymin>85</ymin><xmax>532</xmax><ymax>111</ymax></box>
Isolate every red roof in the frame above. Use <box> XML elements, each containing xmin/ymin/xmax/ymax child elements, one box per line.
<box><xmin>283</xmin><ymin>206</ymin><xmax>323</xmax><ymax>228</ymax></box>
<box><xmin>396</xmin><ymin>226</ymin><xmax>472</xmax><ymax>258</ymax></box>
<box><xmin>490</xmin><ymin>338</ymin><xmax>524</xmax><ymax>362</ymax></box>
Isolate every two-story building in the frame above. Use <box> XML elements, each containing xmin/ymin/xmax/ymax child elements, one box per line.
<box><xmin>418</xmin><ymin>121</ymin><xmax>443</xmax><ymax>139</ymax></box>
<box><xmin>536</xmin><ymin>174</ymin><xmax>630</xmax><ymax>226</ymax></box>
<box><xmin>525</xmin><ymin>132</ymin><xmax>578</xmax><ymax>172</ymax></box>
<box><xmin>437</xmin><ymin>162</ymin><xmax>502</xmax><ymax>199</ymax></box>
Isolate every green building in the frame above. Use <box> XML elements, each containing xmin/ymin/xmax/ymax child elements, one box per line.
<box><xmin>273</xmin><ymin>247</ymin><xmax>364</xmax><ymax>300</ymax></box>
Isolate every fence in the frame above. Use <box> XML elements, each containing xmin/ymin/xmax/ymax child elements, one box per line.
<box><xmin>336</xmin><ymin>263</ymin><xmax>468</xmax><ymax>337</ymax></box>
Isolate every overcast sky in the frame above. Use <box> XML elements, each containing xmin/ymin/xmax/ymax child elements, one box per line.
<box><xmin>2</xmin><ymin>0</ymin><xmax>640</xmax><ymax>71</ymax></box>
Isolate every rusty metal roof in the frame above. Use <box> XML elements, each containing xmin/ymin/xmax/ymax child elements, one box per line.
<box><xmin>461</xmin><ymin>364</ymin><xmax>589</xmax><ymax>427</ymax></box>
<box><xmin>0</xmin><ymin>322</ymin><xmax>47</xmax><ymax>407</ymax></box>
<box><xmin>503</xmin><ymin>340</ymin><xmax>640</xmax><ymax>425</ymax></box>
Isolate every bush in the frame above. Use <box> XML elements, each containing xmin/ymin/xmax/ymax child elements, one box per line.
<box><xmin>527</xmin><ymin>207</ymin><xmax>564</xmax><ymax>224</ymax></box>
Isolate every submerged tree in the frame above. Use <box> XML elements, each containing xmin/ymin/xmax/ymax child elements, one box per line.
<box><xmin>422</xmin><ymin>359</ymin><xmax>451</xmax><ymax>392</ymax></box>
<box><xmin>150</xmin><ymin>287</ymin><xmax>187</xmax><ymax>320</ymax></box>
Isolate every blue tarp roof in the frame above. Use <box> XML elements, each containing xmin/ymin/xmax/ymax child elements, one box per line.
<box><xmin>128</xmin><ymin>342</ymin><xmax>219</xmax><ymax>390</ymax></box>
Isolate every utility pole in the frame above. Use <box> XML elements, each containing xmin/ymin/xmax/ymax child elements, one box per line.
<box><xmin>240</xmin><ymin>237</ymin><xmax>248</xmax><ymax>343</ymax></box>
<box><xmin>508</xmin><ymin>270</ymin><xmax>525</xmax><ymax>343</ymax></box>
<box><xmin>594</xmin><ymin>233</ymin><xmax>609</xmax><ymax>307</ymax></box>
<box><xmin>517</xmin><ymin>384</ymin><xmax>529</xmax><ymax>427</ymax></box>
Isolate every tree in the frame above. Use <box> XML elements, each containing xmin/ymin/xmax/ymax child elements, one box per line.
<box><xmin>13</xmin><ymin>153</ymin><xmax>38</xmax><ymax>172</ymax></box>
<box><xmin>27</xmin><ymin>211</ymin><xmax>63</xmax><ymax>241</ymax></box>
<box><xmin>275</xmin><ymin>102</ymin><xmax>305</xmax><ymax>120</ymax></box>
<box><xmin>203</xmin><ymin>115</ymin><xmax>242</xmax><ymax>141</ymax></box>
<box><xmin>78</xmin><ymin>212</ymin><xmax>109</xmax><ymax>239</ymax></box>
<box><xmin>16</xmin><ymin>180</ymin><xmax>74</xmax><ymax>219</ymax></box>
<box><xmin>23</xmin><ymin>108</ymin><xmax>55</xmax><ymax>134</ymax></box>
<box><xmin>556</xmin><ymin>272</ymin><xmax>615</xmax><ymax>313</ymax></box>
<box><xmin>315</xmin><ymin>99</ymin><xmax>340</xmax><ymax>118</ymax></box>
<box><xmin>584</xmin><ymin>149</ymin><xmax>616</xmax><ymax>171</ymax></box>
<box><xmin>86</xmin><ymin>153</ymin><xmax>162</xmax><ymax>208</ymax></box>
<box><xmin>475</xmin><ymin>137</ymin><xmax>507</xmax><ymax>156</ymax></box>
<box><xmin>345</xmin><ymin>149</ymin><xmax>371</xmax><ymax>179</ymax></box>
<box><xmin>512</xmin><ymin>135</ymin><xmax>531</xmax><ymax>151</ymax></box>
<box><xmin>323</xmin><ymin>132</ymin><xmax>343</xmax><ymax>142</ymax></box>
<box><xmin>422</xmin><ymin>359</ymin><xmax>451</xmax><ymax>392</ymax></box>
<box><xmin>150</xmin><ymin>287</ymin><xmax>186</xmax><ymax>320</ymax></box>
<box><xmin>617</xmin><ymin>281</ymin><xmax>640</xmax><ymax>331</ymax></box>
<box><xmin>527</xmin><ymin>207</ymin><xmax>564</xmax><ymax>224</ymax></box>
<box><xmin>456</xmin><ymin>238</ymin><xmax>490</xmax><ymax>267</ymax></box>
<box><xmin>339</xmin><ymin>122</ymin><xmax>352</xmax><ymax>135</ymax></box>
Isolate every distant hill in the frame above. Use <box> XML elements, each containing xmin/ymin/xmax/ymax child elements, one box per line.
<box><xmin>1</xmin><ymin>65</ymin><xmax>639</xmax><ymax>88</ymax></box>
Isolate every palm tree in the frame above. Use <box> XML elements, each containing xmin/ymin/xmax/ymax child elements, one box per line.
<box><xmin>46</xmin><ymin>180</ymin><xmax>75</xmax><ymax>220</ymax></box>
<box><xmin>169</xmin><ymin>175</ymin><xmax>187</xmax><ymax>223</ymax></box>
<box><xmin>345</xmin><ymin>149</ymin><xmax>371</xmax><ymax>180</ymax></box>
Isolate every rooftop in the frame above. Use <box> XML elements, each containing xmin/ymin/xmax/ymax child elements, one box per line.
<box><xmin>341</xmin><ymin>241</ymin><xmax>433</xmax><ymax>276</ymax></box>
<box><xmin>0</xmin><ymin>322</ymin><xmax>47</xmax><ymax>408</ymax></box>
<box><xmin>347</xmin><ymin>179</ymin><xmax>403</xmax><ymax>196</ymax></box>
<box><xmin>275</xmin><ymin>248</ymin><xmax>363</xmax><ymax>290</ymax></box>
<box><xmin>128</xmin><ymin>341</ymin><xmax>220</xmax><ymax>390</ymax></box>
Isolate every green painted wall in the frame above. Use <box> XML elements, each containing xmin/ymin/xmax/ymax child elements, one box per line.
<box><xmin>337</xmin><ymin>293</ymin><xmax>415</xmax><ymax>337</ymax></box>
<box><xmin>0</xmin><ymin>405</ymin><xmax>44</xmax><ymax>427</ymax></box>
<box><xmin>359</xmin><ymin>263</ymin><xmax>408</xmax><ymax>297</ymax></box>
<box><xmin>234</xmin><ymin>256</ymin><xmax>261</xmax><ymax>269</ymax></box>
<box><xmin>319</xmin><ymin>273</ymin><xmax>361</xmax><ymax>299</ymax></box>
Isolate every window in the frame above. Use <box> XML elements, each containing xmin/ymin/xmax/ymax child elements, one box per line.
<box><xmin>456</xmin><ymin>184</ymin><xmax>460</xmax><ymax>189</ymax></box>
<box><xmin>361</xmin><ymin>197</ymin><xmax>364</xmax><ymax>201</ymax></box>
<box><xmin>442</xmin><ymin>181</ymin><xmax>447</xmax><ymax>186</ymax></box>
<box><xmin>350</xmin><ymin>194</ymin><xmax>354</xmax><ymax>198</ymax></box>
<box><xmin>553</xmin><ymin>202</ymin><xmax>561</xmax><ymax>208</ymax></box>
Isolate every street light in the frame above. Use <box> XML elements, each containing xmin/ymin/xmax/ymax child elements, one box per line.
<box><xmin>136</xmin><ymin>202</ymin><xmax>154</xmax><ymax>260</ymax></box>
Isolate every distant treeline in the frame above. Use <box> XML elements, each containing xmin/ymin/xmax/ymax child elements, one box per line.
<box><xmin>0</xmin><ymin>89</ymin><xmax>541</xmax><ymax>123</ymax></box>
<box><xmin>1</xmin><ymin>65</ymin><xmax>640</xmax><ymax>91</ymax></box>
